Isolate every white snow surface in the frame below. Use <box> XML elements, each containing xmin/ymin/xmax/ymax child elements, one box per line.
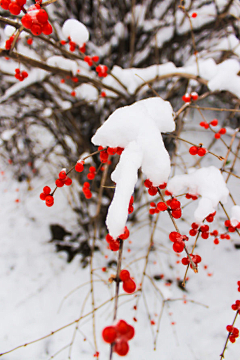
<box><xmin>92</xmin><ymin>97</ymin><xmax>175</xmax><ymax>238</ymax></box>
<box><xmin>47</xmin><ymin>56</ymin><xmax>78</xmax><ymax>75</ymax></box>
<box><xmin>167</xmin><ymin>166</ymin><xmax>229</xmax><ymax>224</ymax></box>
<box><xmin>230</xmin><ymin>205</ymin><xmax>240</xmax><ymax>227</ymax></box>
<box><xmin>62</xmin><ymin>19</ymin><xmax>89</xmax><ymax>47</ymax></box>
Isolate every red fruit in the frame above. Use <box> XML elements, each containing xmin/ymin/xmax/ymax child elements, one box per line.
<box><xmin>84</xmin><ymin>55</ymin><xmax>93</xmax><ymax>66</ymax></box>
<box><xmin>229</xmin><ymin>335</ymin><xmax>236</xmax><ymax>343</ymax></box>
<box><xmin>58</xmin><ymin>170</ymin><xmax>67</xmax><ymax>179</ymax></box>
<box><xmin>64</xmin><ymin>177</ymin><xmax>72</xmax><ymax>186</ymax></box>
<box><xmin>102</xmin><ymin>326</ymin><xmax>117</xmax><ymax>343</ymax></box>
<box><xmin>55</xmin><ymin>178</ymin><xmax>65</xmax><ymax>187</ymax></box>
<box><xmin>225</xmin><ymin>220</ymin><xmax>231</xmax><ymax>227</ymax></box>
<box><xmin>107</xmin><ymin>147</ymin><xmax>117</xmax><ymax>155</ymax></box>
<box><xmin>116</xmin><ymin>147</ymin><xmax>124</xmax><ymax>155</ymax></box>
<box><xmin>169</xmin><ymin>231</ymin><xmax>182</xmax><ymax>242</ymax></box>
<box><xmin>182</xmin><ymin>93</ymin><xmax>191</xmax><ymax>102</ymax></box>
<box><xmin>101</xmin><ymin>91</ymin><xmax>106</xmax><ymax>97</ymax></box>
<box><xmin>40</xmin><ymin>192</ymin><xmax>46</xmax><ymax>200</ymax></box>
<box><xmin>193</xmin><ymin>255</ymin><xmax>201</xmax><ymax>263</ymax></box>
<box><xmin>172</xmin><ymin>241</ymin><xmax>184</xmax><ymax>253</ymax></box>
<box><xmin>189</xmin><ymin>146</ymin><xmax>198</xmax><ymax>155</ymax></box>
<box><xmin>9</xmin><ymin>2</ymin><xmax>21</xmax><ymax>15</ymax></box>
<box><xmin>213</xmin><ymin>238</ymin><xmax>219</xmax><ymax>245</ymax></box>
<box><xmin>148</xmin><ymin>186</ymin><xmax>158</xmax><ymax>196</ymax></box>
<box><xmin>109</xmin><ymin>240</ymin><xmax>120</xmax><ymax>251</ymax></box>
<box><xmin>200</xmin><ymin>225</ymin><xmax>209</xmax><ymax>232</ymax></box>
<box><xmin>115</xmin><ymin>320</ymin><xmax>129</xmax><ymax>335</ymax></box>
<box><xmin>36</xmin><ymin>9</ymin><xmax>48</xmax><ymax>24</ymax></box>
<box><xmin>228</xmin><ymin>226</ymin><xmax>236</xmax><ymax>233</ymax></box>
<box><xmin>210</xmin><ymin>119</ymin><xmax>218</xmax><ymax>126</ymax></box>
<box><xmin>157</xmin><ymin>202</ymin><xmax>168</xmax><ymax>211</ymax></box>
<box><xmin>171</xmin><ymin>209</ymin><xmax>182</xmax><ymax>219</ymax></box>
<box><xmin>31</xmin><ymin>24</ymin><xmax>42</xmax><ymax>36</ymax></box>
<box><xmin>27</xmin><ymin>38</ymin><xmax>33</xmax><ymax>45</ymax></box>
<box><xmin>21</xmin><ymin>14</ymin><xmax>32</xmax><ymax>29</ymax></box>
<box><xmin>123</xmin><ymin>278</ymin><xmax>136</xmax><ymax>293</ymax></box>
<box><xmin>191</xmin><ymin>92</ymin><xmax>198</xmax><ymax>100</ymax></box>
<box><xmin>197</xmin><ymin>147</ymin><xmax>207</xmax><ymax>157</ymax></box>
<box><xmin>89</xmin><ymin>166</ymin><xmax>96</xmax><ymax>173</ymax></box>
<box><xmin>215</xmin><ymin>133</ymin><xmax>221</xmax><ymax>139</ymax></box>
<box><xmin>144</xmin><ymin>179</ymin><xmax>152</xmax><ymax>188</ymax></box>
<box><xmin>43</xmin><ymin>186</ymin><xmax>51</xmax><ymax>194</ymax></box>
<box><xmin>60</xmin><ymin>40</ymin><xmax>66</xmax><ymax>45</ymax></box>
<box><xmin>113</xmin><ymin>339</ymin><xmax>129</xmax><ymax>356</ymax></box>
<box><xmin>92</xmin><ymin>55</ymin><xmax>99</xmax><ymax>62</ymax></box>
<box><xmin>169</xmin><ymin>198</ymin><xmax>181</xmax><ymax>210</ymax></box>
<box><xmin>79</xmin><ymin>43</ymin><xmax>86</xmax><ymax>53</ymax></box>
<box><xmin>124</xmin><ymin>324</ymin><xmax>135</xmax><ymax>340</ymax></box>
<box><xmin>201</xmin><ymin>232</ymin><xmax>209</xmax><ymax>239</ymax></box>
<box><xmin>182</xmin><ymin>257</ymin><xmax>189</xmax><ymax>265</ymax></box>
<box><xmin>191</xmin><ymin>222</ymin><xmax>199</xmax><ymax>229</ymax></box>
<box><xmin>106</xmin><ymin>234</ymin><xmax>114</xmax><ymax>243</ymax></box>
<box><xmin>42</xmin><ymin>22</ymin><xmax>52</xmax><ymax>35</ymax></box>
<box><xmin>71</xmin><ymin>90</ymin><xmax>76</xmax><ymax>97</ymax></box>
<box><xmin>165</xmin><ymin>190</ymin><xmax>172</xmax><ymax>196</ymax></box>
<box><xmin>191</xmin><ymin>12</ymin><xmax>197</xmax><ymax>18</ymax></box>
<box><xmin>200</xmin><ymin>121</ymin><xmax>207</xmax><ymax>128</ymax></box>
<box><xmin>206</xmin><ymin>214</ymin><xmax>214</xmax><ymax>222</ymax></box>
<box><xmin>149</xmin><ymin>208</ymin><xmax>156</xmax><ymax>215</ymax></box>
<box><xmin>75</xmin><ymin>161</ymin><xmax>84</xmax><ymax>172</ymax></box>
<box><xmin>189</xmin><ymin>229</ymin><xmax>197</xmax><ymax>236</ymax></box>
<box><xmin>119</xmin><ymin>226</ymin><xmax>130</xmax><ymax>240</ymax></box>
<box><xmin>0</xmin><ymin>0</ymin><xmax>11</xmax><ymax>10</ymax></box>
<box><xmin>158</xmin><ymin>182</ymin><xmax>167</xmax><ymax>189</ymax></box>
<box><xmin>45</xmin><ymin>195</ymin><xmax>54</xmax><ymax>206</ymax></box>
<box><xmin>16</xmin><ymin>0</ymin><xmax>26</xmax><ymax>5</ymax></box>
<box><xmin>226</xmin><ymin>325</ymin><xmax>233</xmax><ymax>332</ymax></box>
<box><xmin>87</xmin><ymin>172</ymin><xmax>95</xmax><ymax>180</ymax></box>
<box><xmin>120</xmin><ymin>270</ymin><xmax>130</xmax><ymax>281</ymax></box>
<box><xmin>219</xmin><ymin>128</ymin><xmax>226</xmax><ymax>135</ymax></box>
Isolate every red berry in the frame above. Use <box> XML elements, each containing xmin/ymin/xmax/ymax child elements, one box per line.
<box><xmin>21</xmin><ymin>14</ymin><xmax>32</xmax><ymax>29</ymax></box>
<box><xmin>102</xmin><ymin>326</ymin><xmax>117</xmax><ymax>343</ymax></box>
<box><xmin>219</xmin><ymin>128</ymin><xmax>226</xmax><ymax>135</ymax></box>
<box><xmin>0</xmin><ymin>0</ymin><xmax>11</xmax><ymax>10</ymax></box>
<box><xmin>40</xmin><ymin>192</ymin><xmax>46</xmax><ymax>200</ymax></box>
<box><xmin>210</xmin><ymin>119</ymin><xmax>218</xmax><ymax>126</ymax></box>
<box><xmin>182</xmin><ymin>93</ymin><xmax>191</xmax><ymax>102</ymax></box>
<box><xmin>191</xmin><ymin>92</ymin><xmax>198</xmax><ymax>100</ymax></box>
<box><xmin>182</xmin><ymin>257</ymin><xmax>189</xmax><ymax>265</ymax></box>
<box><xmin>173</xmin><ymin>241</ymin><xmax>185</xmax><ymax>253</ymax></box>
<box><xmin>201</xmin><ymin>232</ymin><xmax>209</xmax><ymax>239</ymax></box>
<box><xmin>55</xmin><ymin>178</ymin><xmax>65</xmax><ymax>187</ymax></box>
<box><xmin>31</xmin><ymin>24</ymin><xmax>42</xmax><ymax>36</ymax></box>
<box><xmin>168</xmin><ymin>198</ymin><xmax>181</xmax><ymax>210</ymax></box>
<box><xmin>229</xmin><ymin>335</ymin><xmax>236</xmax><ymax>343</ymax></box>
<box><xmin>119</xmin><ymin>226</ymin><xmax>130</xmax><ymax>240</ymax></box>
<box><xmin>113</xmin><ymin>339</ymin><xmax>129</xmax><ymax>356</ymax></box>
<box><xmin>36</xmin><ymin>9</ymin><xmax>48</xmax><ymax>24</ymax></box>
<box><xmin>87</xmin><ymin>172</ymin><xmax>95</xmax><ymax>180</ymax></box>
<box><xmin>109</xmin><ymin>240</ymin><xmax>120</xmax><ymax>251</ymax></box>
<box><xmin>115</xmin><ymin>320</ymin><xmax>129</xmax><ymax>335</ymax></box>
<box><xmin>197</xmin><ymin>147</ymin><xmax>207</xmax><ymax>156</ymax></box>
<box><xmin>157</xmin><ymin>202</ymin><xmax>168</xmax><ymax>211</ymax></box>
<box><xmin>169</xmin><ymin>231</ymin><xmax>182</xmax><ymax>242</ymax></box>
<box><xmin>59</xmin><ymin>170</ymin><xmax>67</xmax><ymax>179</ymax></box>
<box><xmin>75</xmin><ymin>161</ymin><xmax>84</xmax><ymax>172</ymax></box>
<box><xmin>200</xmin><ymin>225</ymin><xmax>209</xmax><ymax>232</ymax></box>
<box><xmin>71</xmin><ymin>90</ymin><xmax>76</xmax><ymax>97</ymax></box>
<box><xmin>92</xmin><ymin>55</ymin><xmax>99</xmax><ymax>62</ymax></box>
<box><xmin>144</xmin><ymin>179</ymin><xmax>152</xmax><ymax>188</ymax></box>
<box><xmin>124</xmin><ymin>324</ymin><xmax>135</xmax><ymax>340</ymax></box>
<box><xmin>148</xmin><ymin>186</ymin><xmax>158</xmax><ymax>196</ymax></box>
<box><xmin>64</xmin><ymin>177</ymin><xmax>72</xmax><ymax>186</ymax></box>
<box><xmin>120</xmin><ymin>270</ymin><xmax>130</xmax><ymax>281</ymax></box>
<box><xmin>42</xmin><ymin>22</ymin><xmax>52</xmax><ymax>35</ymax></box>
<box><xmin>116</xmin><ymin>147</ymin><xmax>124</xmax><ymax>155</ymax></box>
<box><xmin>9</xmin><ymin>2</ymin><xmax>21</xmax><ymax>15</ymax></box>
<box><xmin>158</xmin><ymin>182</ymin><xmax>167</xmax><ymax>189</ymax></box>
<box><xmin>191</xmin><ymin>12</ymin><xmax>197</xmax><ymax>18</ymax></box>
<box><xmin>171</xmin><ymin>209</ymin><xmax>182</xmax><ymax>219</ymax></box>
<box><xmin>191</xmin><ymin>222</ymin><xmax>199</xmax><ymax>229</ymax></box>
<box><xmin>215</xmin><ymin>133</ymin><xmax>221</xmax><ymax>139</ymax></box>
<box><xmin>45</xmin><ymin>195</ymin><xmax>54</xmax><ymax>206</ymax></box>
<box><xmin>89</xmin><ymin>166</ymin><xmax>96</xmax><ymax>173</ymax></box>
<box><xmin>123</xmin><ymin>278</ymin><xmax>136</xmax><ymax>294</ymax></box>
<box><xmin>101</xmin><ymin>91</ymin><xmax>106</xmax><ymax>97</ymax></box>
<box><xmin>43</xmin><ymin>186</ymin><xmax>51</xmax><ymax>194</ymax></box>
<box><xmin>27</xmin><ymin>38</ymin><xmax>33</xmax><ymax>45</ymax></box>
<box><xmin>189</xmin><ymin>229</ymin><xmax>197</xmax><ymax>236</ymax></box>
<box><xmin>189</xmin><ymin>146</ymin><xmax>198</xmax><ymax>155</ymax></box>
<box><xmin>213</xmin><ymin>238</ymin><xmax>219</xmax><ymax>245</ymax></box>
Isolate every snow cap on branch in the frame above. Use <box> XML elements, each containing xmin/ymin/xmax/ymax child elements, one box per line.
<box><xmin>167</xmin><ymin>166</ymin><xmax>229</xmax><ymax>224</ymax></box>
<box><xmin>92</xmin><ymin>97</ymin><xmax>175</xmax><ymax>238</ymax></box>
<box><xmin>230</xmin><ymin>205</ymin><xmax>240</xmax><ymax>227</ymax></box>
<box><xmin>62</xmin><ymin>19</ymin><xmax>89</xmax><ymax>47</ymax></box>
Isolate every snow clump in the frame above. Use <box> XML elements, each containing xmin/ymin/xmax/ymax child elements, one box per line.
<box><xmin>230</xmin><ymin>205</ymin><xmax>240</xmax><ymax>227</ymax></box>
<box><xmin>92</xmin><ymin>97</ymin><xmax>175</xmax><ymax>238</ymax></box>
<box><xmin>62</xmin><ymin>19</ymin><xmax>89</xmax><ymax>47</ymax></box>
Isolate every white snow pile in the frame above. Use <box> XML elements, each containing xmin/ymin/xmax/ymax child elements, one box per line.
<box><xmin>167</xmin><ymin>166</ymin><xmax>229</xmax><ymax>224</ymax></box>
<box><xmin>47</xmin><ymin>56</ymin><xmax>78</xmax><ymax>76</ymax></box>
<box><xmin>92</xmin><ymin>97</ymin><xmax>175</xmax><ymax>238</ymax></box>
<box><xmin>62</xmin><ymin>19</ymin><xmax>89</xmax><ymax>47</ymax></box>
<box><xmin>230</xmin><ymin>205</ymin><xmax>240</xmax><ymax>227</ymax></box>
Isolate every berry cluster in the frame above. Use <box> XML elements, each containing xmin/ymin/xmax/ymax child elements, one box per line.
<box><xmin>98</xmin><ymin>146</ymin><xmax>124</xmax><ymax>163</ymax></box>
<box><xmin>232</xmin><ymin>300</ymin><xmax>240</xmax><ymax>311</ymax></box>
<box><xmin>15</xmin><ymin>68</ymin><xmax>28</xmax><ymax>81</ymax></box>
<box><xmin>87</xmin><ymin>166</ymin><xmax>96</xmax><ymax>180</ymax></box>
<box><xmin>182</xmin><ymin>254</ymin><xmax>201</xmax><ymax>268</ymax></box>
<box><xmin>225</xmin><ymin>220</ymin><xmax>240</xmax><ymax>233</ymax></box>
<box><xmin>21</xmin><ymin>4</ymin><xmax>52</xmax><ymax>36</ymax></box>
<box><xmin>128</xmin><ymin>196</ymin><xmax>134</xmax><ymax>214</ymax></box>
<box><xmin>185</xmin><ymin>193</ymin><xmax>198</xmax><ymax>200</ymax></box>
<box><xmin>0</xmin><ymin>0</ymin><xmax>26</xmax><ymax>14</ymax></box>
<box><xmin>182</xmin><ymin>92</ymin><xmax>198</xmax><ymax>102</ymax></box>
<box><xmin>60</xmin><ymin>39</ymin><xmax>86</xmax><ymax>53</ymax></box>
<box><xmin>5</xmin><ymin>35</ymin><xmax>15</xmax><ymax>50</ymax></box>
<box><xmin>144</xmin><ymin>179</ymin><xmax>167</xmax><ymax>197</ymax></box>
<box><xmin>119</xmin><ymin>270</ymin><xmax>136</xmax><ymax>294</ymax></box>
<box><xmin>96</xmin><ymin>65</ymin><xmax>108</xmax><ymax>77</ymax></box>
<box><xmin>226</xmin><ymin>325</ymin><xmax>239</xmax><ymax>343</ymax></box>
<box><xmin>39</xmin><ymin>186</ymin><xmax>54</xmax><ymax>207</ymax></box>
<box><xmin>169</xmin><ymin>231</ymin><xmax>188</xmax><ymax>253</ymax></box>
<box><xmin>166</xmin><ymin>197</ymin><xmax>182</xmax><ymax>219</ymax></box>
<box><xmin>82</xmin><ymin>182</ymin><xmax>92</xmax><ymax>199</ymax></box>
<box><xmin>106</xmin><ymin>227</ymin><xmax>130</xmax><ymax>251</ymax></box>
<box><xmin>199</xmin><ymin>119</ymin><xmax>226</xmax><ymax>139</ymax></box>
<box><xmin>102</xmin><ymin>320</ymin><xmax>135</xmax><ymax>356</ymax></box>
<box><xmin>84</xmin><ymin>55</ymin><xmax>99</xmax><ymax>66</ymax></box>
<box><xmin>189</xmin><ymin>145</ymin><xmax>207</xmax><ymax>156</ymax></box>
<box><xmin>55</xmin><ymin>170</ymin><xmax>72</xmax><ymax>187</ymax></box>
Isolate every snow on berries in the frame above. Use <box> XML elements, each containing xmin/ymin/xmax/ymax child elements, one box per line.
<box><xmin>182</xmin><ymin>92</ymin><xmax>198</xmax><ymax>102</ymax></box>
<box><xmin>102</xmin><ymin>320</ymin><xmax>135</xmax><ymax>356</ymax></box>
<box><xmin>167</xmin><ymin>166</ymin><xmax>229</xmax><ymax>224</ymax></box>
<box><xmin>92</xmin><ymin>97</ymin><xmax>175</xmax><ymax>238</ymax></box>
<box><xmin>230</xmin><ymin>205</ymin><xmax>240</xmax><ymax>228</ymax></box>
<box><xmin>62</xmin><ymin>19</ymin><xmax>89</xmax><ymax>48</ymax></box>
<box><xmin>21</xmin><ymin>4</ymin><xmax>52</xmax><ymax>36</ymax></box>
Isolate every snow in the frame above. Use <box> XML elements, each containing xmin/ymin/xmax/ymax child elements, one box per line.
<box><xmin>47</xmin><ymin>56</ymin><xmax>78</xmax><ymax>75</ymax></box>
<box><xmin>1</xmin><ymin>128</ymin><xmax>17</xmax><ymax>141</ymax></box>
<box><xmin>62</xmin><ymin>19</ymin><xmax>89</xmax><ymax>47</ymax></box>
<box><xmin>230</xmin><ymin>205</ymin><xmax>240</xmax><ymax>227</ymax></box>
<box><xmin>167</xmin><ymin>166</ymin><xmax>229</xmax><ymax>224</ymax></box>
<box><xmin>92</xmin><ymin>97</ymin><xmax>175</xmax><ymax>238</ymax></box>
<box><xmin>74</xmin><ymin>83</ymin><xmax>98</xmax><ymax>101</ymax></box>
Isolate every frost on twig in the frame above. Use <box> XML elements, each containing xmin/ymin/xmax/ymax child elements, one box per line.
<box><xmin>92</xmin><ymin>97</ymin><xmax>175</xmax><ymax>238</ymax></box>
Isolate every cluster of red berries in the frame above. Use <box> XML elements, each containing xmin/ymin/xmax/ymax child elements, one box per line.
<box><xmin>166</xmin><ymin>197</ymin><xmax>182</xmax><ymax>219</ymax></box>
<box><xmin>106</xmin><ymin>227</ymin><xmax>130</xmax><ymax>251</ymax></box>
<box><xmin>199</xmin><ymin>119</ymin><xmax>226</xmax><ymax>139</ymax></box>
<box><xmin>232</xmin><ymin>299</ymin><xmax>240</xmax><ymax>311</ymax></box>
<box><xmin>60</xmin><ymin>39</ymin><xmax>86</xmax><ymax>53</ymax></box>
<box><xmin>102</xmin><ymin>320</ymin><xmax>135</xmax><ymax>356</ymax></box>
<box><xmin>144</xmin><ymin>179</ymin><xmax>167</xmax><ymax>197</ymax></box>
<box><xmin>5</xmin><ymin>35</ymin><xmax>15</xmax><ymax>50</ymax></box>
<box><xmin>182</xmin><ymin>92</ymin><xmax>198</xmax><ymax>102</ymax></box>
<box><xmin>128</xmin><ymin>196</ymin><xmax>134</xmax><ymax>214</ymax></box>
<box><xmin>185</xmin><ymin>193</ymin><xmax>198</xmax><ymax>200</ymax></box>
<box><xmin>182</xmin><ymin>254</ymin><xmax>201</xmax><ymax>268</ymax></box>
<box><xmin>39</xmin><ymin>186</ymin><xmax>54</xmax><ymax>207</ymax></box>
<box><xmin>82</xmin><ymin>182</ymin><xmax>92</xmax><ymax>199</ymax></box>
<box><xmin>55</xmin><ymin>170</ymin><xmax>72</xmax><ymax>187</ymax></box>
<box><xmin>96</xmin><ymin>64</ymin><xmax>108</xmax><ymax>77</ymax></box>
<box><xmin>21</xmin><ymin>3</ymin><xmax>52</xmax><ymax>36</ymax></box>
<box><xmin>226</xmin><ymin>325</ymin><xmax>239</xmax><ymax>343</ymax></box>
<box><xmin>84</xmin><ymin>55</ymin><xmax>99</xmax><ymax>66</ymax></box>
<box><xmin>149</xmin><ymin>202</ymin><xmax>163</xmax><ymax>214</ymax></box>
<box><xmin>169</xmin><ymin>231</ymin><xmax>188</xmax><ymax>253</ymax></box>
<box><xmin>0</xmin><ymin>0</ymin><xmax>26</xmax><ymax>14</ymax></box>
<box><xmin>225</xmin><ymin>220</ymin><xmax>240</xmax><ymax>233</ymax></box>
<box><xmin>15</xmin><ymin>68</ymin><xmax>28</xmax><ymax>81</ymax></box>
<box><xmin>87</xmin><ymin>166</ymin><xmax>96</xmax><ymax>180</ymax></box>
<box><xmin>98</xmin><ymin>146</ymin><xmax>124</xmax><ymax>163</ymax></box>
<box><xmin>189</xmin><ymin>145</ymin><xmax>207</xmax><ymax>156</ymax></box>
<box><xmin>120</xmin><ymin>270</ymin><xmax>136</xmax><ymax>294</ymax></box>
